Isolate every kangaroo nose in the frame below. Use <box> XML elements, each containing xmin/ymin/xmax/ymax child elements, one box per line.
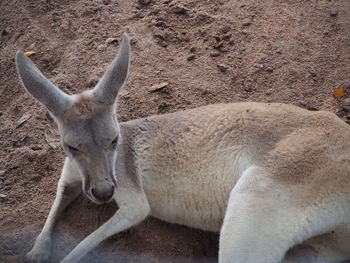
<box><xmin>90</xmin><ymin>185</ymin><xmax>115</xmax><ymax>202</ymax></box>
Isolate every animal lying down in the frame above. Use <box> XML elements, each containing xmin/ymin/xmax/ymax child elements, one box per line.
<box><xmin>16</xmin><ymin>34</ymin><xmax>350</xmax><ymax>263</ymax></box>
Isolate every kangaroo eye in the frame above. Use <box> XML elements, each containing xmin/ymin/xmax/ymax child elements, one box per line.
<box><xmin>111</xmin><ymin>136</ymin><xmax>118</xmax><ymax>145</ymax></box>
<box><xmin>68</xmin><ymin>145</ymin><xmax>80</xmax><ymax>153</ymax></box>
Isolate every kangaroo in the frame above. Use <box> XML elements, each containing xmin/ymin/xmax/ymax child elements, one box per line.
<box><xmin>16</xmin><ymin>34</ymin><xmax>350</xmax><ymax>263</ymax></box>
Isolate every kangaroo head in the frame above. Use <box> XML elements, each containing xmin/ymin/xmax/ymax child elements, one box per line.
<box><xmin>15</xmin><ymin>34</ymin><xmax>130</xmax><ymax>204</ymax></box>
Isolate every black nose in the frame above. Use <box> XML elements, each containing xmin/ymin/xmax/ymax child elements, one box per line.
<box><xmin>90</xmin><ymin>185</ymin><xmax>115</xmax><ymax>202</ymax></box>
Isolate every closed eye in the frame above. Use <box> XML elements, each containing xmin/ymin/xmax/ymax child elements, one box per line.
<box><xmin>68</xmin><ymin>145</ymin><xmax>80</xmax><ymax>153</ymax></box>
<box><xmin>111</xmin><ymin>136</ymin><xmax>118</xmax><ymax>145</ymax></box>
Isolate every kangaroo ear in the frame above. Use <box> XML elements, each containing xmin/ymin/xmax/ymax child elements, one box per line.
<box><xmin>15</xmin><ymin>51</ymin><xmax>71</xmax><ymax>116</ymax></box>
<box><xmin>93</xmin><ymin>33</ymin><xmax>130</xmax><ymax>105</ymax></box>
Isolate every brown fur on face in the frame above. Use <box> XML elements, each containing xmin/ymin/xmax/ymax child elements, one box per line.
<box><xmin>79</xmin><ymin>101</ymin><xmax>92</xmax><ymax>115</ymax></box>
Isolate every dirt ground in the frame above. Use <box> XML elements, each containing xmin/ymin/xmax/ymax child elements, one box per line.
<box><xmin>0</xmin><ymin>0</ymin><xmax>349</xmax><ymax>262</ymax></box>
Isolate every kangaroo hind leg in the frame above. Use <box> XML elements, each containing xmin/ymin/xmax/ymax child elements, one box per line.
<box><xmin>219</xmin><ymin>165</ymin><xmax>323</xmax><ymax>263</ymax></box>
<box><xmin>283</xmin><ymin>225</ymin><xmax>350</xmax><ymax>263</ymax></box>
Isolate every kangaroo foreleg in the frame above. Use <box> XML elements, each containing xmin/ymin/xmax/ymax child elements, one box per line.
<box><xmin>26</xmin><ymin>158</ymin><xmax>82</xmax><ymax>263</ymax></box>
<box><xmin>60</xmin><ymin>187</ymin><xmax>150</xmax><ymax>263</ymax></box>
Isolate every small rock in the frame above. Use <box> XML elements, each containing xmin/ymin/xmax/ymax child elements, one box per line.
<box><xmin>228</xmin><ymin>39</ymin><xmax>235</xmax><ymax>45</ymax></box>
<box><xmin>298</xmin><ymin>101</ymin><xmax>307</xmax><ymax>107</ymax></box>
<box><xmin>0</xmin><ymin>194</ymin><xmax>7</xmax><ymax>198</ymax></box>
<box><xmin>217</xmin><ymin>64</ymin><xmax>229</xmax><ymax>72</ymax></box>
<box><xmin>244</xmin><ymin>86</ymin><xmax>253</xmax><ymax>92</ymax></box>
<box><xmin>1</xmin><ymin>28</ymin><xmax>8</xmax><ymax>36</ymax></box>
<box><xmin>130</xmin><ymin>38</ymin><xmax>138</xmax><ymax>46</ymax></box>
<box><xmin>87</xmin><ymin>76</ymin><xmax>98</xmax><ymax>87</ymax></box>
<box><xmin>102</xmin><ymin>0</ymin><xmax>111</xmax><ymax>5</ymax></box>
<box><xmin>265</xmin><ymin>90</ymin><xmax>273</xmax><ymax>96</ymax></box>
<box><xmin>343</xmin><ymin>98</ymin><xmax>350</xmax><ymax>105</ymax></box>
<box><xmin>158</xmin><ymin>102</ymin><xmax>169</xmax><ymax>112</ymax></box>
<box><xmin>149</xmin><ymin>82</ymin><xmax>169</xmax><ymax>92</ymax></box>
<box><xmin>31</xmin><ymin>146</ymin><xmax>43</xmax><ymax>151</ymax></box>
<box><xmin>0</xmin><ymin>170</ymin><xmax>5</xmax><ymax>177</ymax></box>
<box><xmin>105</xmin><ymin>37</ymin><xmax>118</xmax><ymax>45</ymax></box>
<box><xmin>220</xmin><ymin>26</ymin><xmax>231</xmax><ymax>34</ymax></box>
<box><xmin>161</xmin><ymin>40</ymin><xmax>168</xmax><ymax>47</ymax></box>
<box><xmin>173</xmin><ymin>5</ymin><xmax>189</xmax><ymax>14</ymax></box>
<box><xmin>153</xmin><ymin>33</ymin><xmax>166</xmax><ymax>40</ymax></box>
<box><xmin>307</xmin><ymin>106</ymin><xmax>318</xmax><ymax>111</ymax></box>
<box><xmin>310</xmin><ymin>72</ymin><xmax>318</xmax><ymax>81</ymax></box>
<box><xmin>342</xmin><ymin>106</ymin><xmax>350</xmax><ymax>112</ymax></box>
<box><xmin>190</xmin><ymin>46</ymin><xmax>196</xmax><ymax>53</ymax></box>
<box><xmin>210</xmin><ymin>51</ymin><xmax>221</xmax><ymax>57</ymax></box>
<box><xmin>213</xmin><ymin>35</ymin><xmax>221</xmax><ymax>41</ymax></box>
<box><xmin>222</xmin><ymin>34</ymin><xmax>232</xmax><ymax>41</ymax></box>
<box><xmin>29</xmin><ymin>43</ymin><xmax>36</xmax><ymax>49</ymax></box>
<box><xmin>138</xmin><ymin>0</ymin><xmax>152</xmax><ymax>5</ymax></box>
<box><xmin>242</xmin><ymin>18</ymin><xmax>252</xmax><ymax>26</ymax></box>
<box><xmin>153</xmin><ymin>21</ymin><xmax>168</xmax><ymax>28</ymax></box>
<box><xmin>265</xmin><ymin>67</ymin><xmax>274</xmax><ymax>72</ymax></box>
<box><xmin>242</xmin><ymin>29</ymin><xmax>249</xmax><ymax>35</ymax></box>
<box><xmin>187</xmin><ymin>54</ymin><xmax>196</xmax><ymax>61</ymax></box>
<box><xmin>97</xmin><ymin>44</ymin><xmax>107</xmax><ymax>52</ymax></box>
<box><xmin>213</xmin><ymin>42</ymin><xmax>224</xmax><ymax>50</ymax></box>
<box><xmin>330</xmin><ymin>9</ymin><xmax>338</xmax><ymax>17</ymax></box>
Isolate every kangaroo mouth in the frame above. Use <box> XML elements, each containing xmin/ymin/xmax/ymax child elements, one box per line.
<box><xmin>85</xmin><ymin>190</ymin><xmax>115</xmax><ymax>205</ymax></box>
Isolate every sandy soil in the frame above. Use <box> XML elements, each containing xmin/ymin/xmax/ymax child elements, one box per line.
<box><xmin>0</xmin><ymin>0</ymin><xmax>349</xmax><ymax>262</ymax></box>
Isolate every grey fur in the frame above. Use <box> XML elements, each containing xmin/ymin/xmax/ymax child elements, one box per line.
<box><xmin>93</xmin><ymin>33</ymin><xmax>130</xmax><ymax>105</ymax></box>
<box><xmin>15</xmin><ymin>51</ymin><xmax>71</xmax><ymax>116</ymax></box>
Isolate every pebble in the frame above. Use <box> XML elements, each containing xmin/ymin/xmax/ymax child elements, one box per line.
<box><xmin>217</xmin><ymin>64</ymin><xmax>229</xmax><ymax>72</ymax></box>
<box><xmin>87</xmin><ymin>76</ymin><xmax>98</xmax><ymax>87</ymax></box>
<box><xmin>220</xmin><ymin>26</ymin><xmax>231</xmax><ymax>34</ymax></box>
<box><xmin>138</xmin><ymin>0</ymin><xmax>152</xmax><ymax>5</ymax></box>
<box><xmin>187</xmin><ymin>54</ymin><xmax>196</xmax><ymax>61</ymax></box>
<box><xmin>149</xmin><ymin>82</ymin><xmax>169</xmax><ymax>92</ymax></box>
<box><xmin>210</xmin><ymin>51</ymin><xmax>221</xmax><ymax>57</ymax></box>
<box><xmin>173</xmin><ymin>5</ymin><xmax>189</xmax><ymax>14</ymax></box>
<box><xmin>342</xmin><ymin>106</ymin><xmax>350</xmax><ymax>112</ymax></box>
<box><xmin>102</xmin><ymin>0</ymin><xmax>111</xmax><ymax>5</ymax></box>
<box><xmin>0</xmin><ymin>194</ymin><xmax>7</xmax><ymax>198</ymax></box>
<box><xmin>31</xmin><ymin>146</ymin><xmax>43</xmax><ymax>151</ymax></box>
<box><xmin>105</xmin><ymin>37</ymin><xmax>118</xmax><ymax>45</ymax></box>
<box><xmin>158</xmin><ymin>102</ymin><xmax>169</xmax><ymax>112</ymax></box>
<box><xmin>242</xmin><ymin>18</ymin><xmax>252</xmax><ymax>26</ymax></box>
<box><xmin>1</xmin><ymin>28</ymin><xmax>8</xmax><ymax>36</ymax></box>
<box><xmin>330</xmin><ymin>9</ymin><xmax>338</xmax><ymax>17</ymax></box>
<box><xmin>265</xmin><ymin>67</ymin><xmax>274</xmax><ymax>72</ymax></box>
<box><xmin>97</xmin><ymin>44</ymin><xmax>107</xmax><ymax>52</ymax></box>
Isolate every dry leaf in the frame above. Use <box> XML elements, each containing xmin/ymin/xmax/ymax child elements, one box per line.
<box><xmin>24</xmin><ymin>51</ymin><xmax>36</xmax><ymax>57</ymax></box>
<box><xmin>332</xmin><ymin>85</ymin><xmax>344</xmax><ymax>98</ymax></box>
<box><xmin>149</xmin><ymin>82</ymin><xmax>169</xmax><ymax>92</ymax></box>
<box><xmin>105</xmin><ymin>37</ymin><xmax>118</xmax><ymax>44</ymax></box>
<box><xmin>16</xmin><ymin>113</ymin><xmax>31</xmax><ymax>128</ymax></box>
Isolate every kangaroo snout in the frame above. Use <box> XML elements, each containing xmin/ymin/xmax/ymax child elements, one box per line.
<box><xmin>90</xmin><ymin>184</ymin><xmax>115</xmax><ymax>203</ymax></box>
